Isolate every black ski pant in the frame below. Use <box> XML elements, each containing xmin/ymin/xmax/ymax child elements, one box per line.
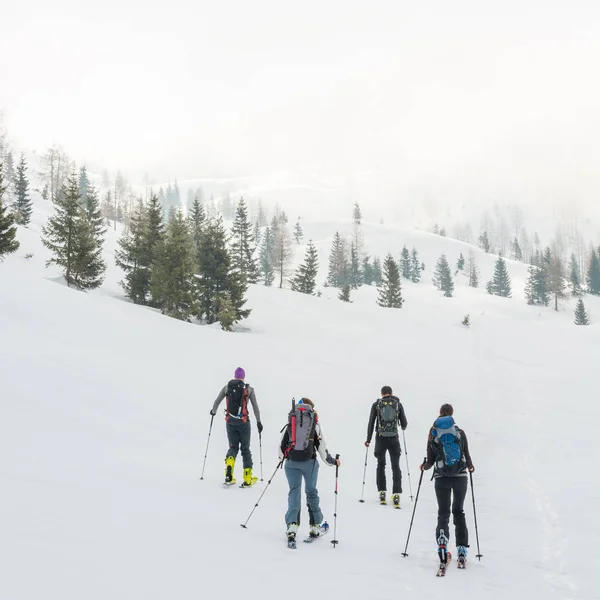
<box><xmin>226</xmin><ymin>419</ymin><xmax>252</xmax><ymax>469</ymax></box>
<box><xmin>434</xmin><ymin>476</ymin><xmax>468</xmax><ymax>547</ymax></box>
<box><xmin>374</xmin><ymin>435</ymin><xmax>402</xmax><ymax>494</ymax></box>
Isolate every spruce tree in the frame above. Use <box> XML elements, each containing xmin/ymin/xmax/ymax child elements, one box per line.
<box><xmin>574</xmin><ymin>298</ymin><xmax>590</xmax><ymax>325</ymax></box>
<box><xmin>363</xmin><ymin>255</ymin><xmax>374</xmax><ymax>285</ymax></box>
<box><xmin>377</xmin><ymin>254</ymin><xmax>403</xmax><ymax>308</ymax></box>
<box><xmin>487</xmin><ymin>256</ymin><xmax>512</xmax><ymax>297</ymax></box>
<box><xmin>547</xmin><ymin>252</ymin><xmax>566</xmax><ymax>311</ymax></box>
<box><xmin>196</xmin><ymin>216</ymin><xmax>250</xmax><ymax>325</ymax></box>
<box><xmin>524</xmin><ymin>261</ymin><xmax>550</xmax><ymax>306</ymax></box>
<box><xmin>293</xmin><ymin>220</ymin><xmax>303</xmax><ymax>244</ymax></box>
<box><xmin>291</xmin><ymin>240</ymin><xmax>319</xmax><ymax>295</ymax></box>
<box><xmin>84</xmin><ymin>183</ymin><xmax>106</xmax><ymax>244</ymax></box>
<box><xmin>78</xmin><ymin>166</ymin><xmax>90</xmax><ymax>202</ymax></box>
<box><xmin>467</xmin><ymin>250</ymin><xmax>479</xmax><ymax>288</ymax></box>
<box><xmin>259</xmin><ymin>225</ymin><xmax>275</xmax><ymax>286</ymax></box>
<box><xmin>115</xmin><ymin>200</ymin><xmax>151</xmax><ymax>304</ymax></box>
<box><xmin>353</xmin><ymin>202</ymin><xmax>362</xmax><ymax>225</ymax></box>
<box><xmin>0</xmin><ymin>163</ymin><xmax>19</xmax><ymax>260</ymax></box>
<box><xmin>271</xmin><ymin>217</ymin><xmax>293</xmax><ymax>289</ymax></box>
<box><xmin>433</xmin><ymin>254</ymin><xmax>454</xmax><ymax>297</ymax></box>
<box><xmin>586</xmin><ymin>247</ymin><xmax>600</xmax><ymax>295</ymax></box>
<box><xmin>372</xmin><ymin>256</ymin><xmax>383</xmax><ymax>286</ymax></box>
<box><xmin>150</xmin><ymin>211</ymin><xmax>197</xmax><ymax>321</ymax></box>
<box><xmin>349</xmin><ymin>240</ymin><xmax>362</xmax><ymax>288</ymax></box>
<box><xmin>400</xmin><ymin>245</ymin><xmax>411</xmax><ymax>279</ymax></box>
<box><xmin>253</xmin><ymin>220</ymin><xmax>262</xmax><ymax>247</ymax></box>
<box><xmin>410</xmin><ymin>248</ymin><xmax>421</xmax><ymax>283</ymax></box>
<box><xmin>217</xmin><ymin>291</ymin><xmax>237</xmax><ymax>331</ymax></box>
<box><xmin>511</xmin><ymin>237</ymin><xmax>523</xmax><ymax>262</ymax></box>
<box><xmin>327</xmin><ymin>231</ymin><xmax>349</xmax><ymax>287</ymax></box>
<box><xmin>568</xmin><ymin>252</ymin><xmax>583</xmax><ymax>296</ymax></box>
<box><xmin>230</xmin><ymin>197</ymin><xmax>259</xmax><ymax>284</ymax></box>
<box><xmin>42</xmin><ymin>174</ymin><xmax>105</xmax><ymax>289</ymax></box>
<box><xmin>478</xmin><ymin>231</ymin><xmax>491</xmax><ymax>253</ymax></box>
<box><xmin>338</xmin><ymin>283</ymin><xmax>351</xmax><ymax>302</ymax></box>
<box><xmin>13</xmin><ymin>154</ymin><xmax>32</xmax><ymax>226</ymax></box>
<box><xmin>456</xmin><ymin>253</ymin><xmax>465</xmax><ymax>272</ymax></box>
<box><xmin>188</xmin><ymin>196</ymin><xmax>206</xmax><ymax>261</ymax></box>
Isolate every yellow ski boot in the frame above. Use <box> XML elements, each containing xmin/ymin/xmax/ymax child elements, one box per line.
<box><xmin>224</xmin><ymin>456</ymin><xmax>236</xmax><ymax>485</ymax></box>
<box><xmin>241</xmin><ymin>467</ymin><xmax>258</xmax><ymax>488</ymax></box>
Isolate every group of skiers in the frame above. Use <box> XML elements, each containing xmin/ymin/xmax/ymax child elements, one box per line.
<box><xmin>209</xmin><ymin>368</ymin><xmax>476</xmax><ymax>566</ymax></box>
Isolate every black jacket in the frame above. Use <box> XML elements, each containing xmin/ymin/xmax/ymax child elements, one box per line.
<box><xmin>366</xmin><ymin>395</ymin><xmax>408</xmax><ymax>442</ymax></box>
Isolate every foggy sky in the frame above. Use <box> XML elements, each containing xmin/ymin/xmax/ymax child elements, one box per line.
<box><xmin>2</xmin><ymin>0</ymin><xmax>600</xmax><ymax>214</ymax></box>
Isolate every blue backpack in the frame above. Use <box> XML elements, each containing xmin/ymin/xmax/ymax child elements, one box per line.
<box><xmin>431</xmin><ymin>416</ymin><xmax>466</xmax><ymax>476</ymax></box>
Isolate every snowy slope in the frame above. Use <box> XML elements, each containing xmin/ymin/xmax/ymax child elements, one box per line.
<box><xmin>0</xmin><ymin>198</ymin><xmax>598</xmax><ymax>600</ymax></box>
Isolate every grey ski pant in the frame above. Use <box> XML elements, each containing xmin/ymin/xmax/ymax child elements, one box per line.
<box><xmin>226</xmin><ymin>419</ymin><xmax>252</xmax><ymax>469</ymax></box>
<box><xmin>284</xmin><ymin>459</ymin><xmax>323</xmax><ymax>527</ymax></box>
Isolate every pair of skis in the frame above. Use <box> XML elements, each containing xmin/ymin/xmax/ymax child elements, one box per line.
<box><xmin>436</xmin><ymin>554</ymin><xmax>467</xmax><ymax>577</ymax></box>
<box><xmin>287</xmin><ymin>524</ymin><xmax>329</xmax><ymax>549</ymax></box>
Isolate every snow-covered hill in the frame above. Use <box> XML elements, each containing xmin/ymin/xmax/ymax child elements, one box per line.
<box><xmin>0</xmin><ymin>197</ymin><xmax>597</xmax><ymax>600</ymax></box>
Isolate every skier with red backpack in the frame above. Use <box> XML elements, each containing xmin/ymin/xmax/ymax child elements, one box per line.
<box><xmin>365</xmin><ymin>386</ymin><xmax>408</xmax><ymax>508</ymax></box>
<box><xmin>210</xmin><ymin>367</ymin><xmax>263</xmax><ymax>487</ymax></box>
<box><xmin>419</xmin><ymin>404</ymin><xmax>475</xmax><ymax>573</ymax></box>
<box><xmin>279</xmin><ymin>398</ymin><xmax>340</xmax><ymax>547</ymax></box>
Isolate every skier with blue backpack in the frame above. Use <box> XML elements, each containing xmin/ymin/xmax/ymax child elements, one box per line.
<box><xmin>420</xmin><ymin>404</ymin><xmax>475</xmax><ymax>573</ymax></box>
<box><xmin>279</xmin><ymin>398</ymin><xmax>340</xmax><ymax>548</ymax></box>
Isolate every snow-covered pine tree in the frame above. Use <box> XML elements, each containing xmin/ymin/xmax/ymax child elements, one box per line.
<box><xmin>259</xmin><ymin>225</ymin><xmax>275</xmax><ymax>286</ymax></box>
<box><xmin>440</xmin><ymin>227</ymin><xmax>446</xmax><ymax>237</ymax></box>
<box><xmin>327</xmin><ymin>231</ymin><xmax>349</xmax><ymax>287</ymax></box>
<box><xmin>271</xmin><ymin>216</ymin><xmax>293</xmax><ymax>289</ymax></box>
<box><xmin>524</xmin><ymin>261</ymin><xmax>549</xmax><ymax>306</ymax></box>
<box><xmin>547</xmin><ymin>252</ymin><xmax>566</xmax><ymax>311</ymax></box>
<box><xmin>42</xmin><ymin>173</ymin><xmax>105</xmax><ymax>289</ymax></box>
<box><xmin>0</xmin><ymin>163</ymin><xmax>19</xmax><ymax>260</ymax></box>
<box><xmin>586</xmin><ymin>247</ymin><xmax>600</xmax><ymax>295</ymax></box>
<box><xmin>362</xmin><ymin>255</ymin><xmax>374</xmax><ymax>285</ymax></box>
<box><xmin>352</xmin><ymin>202</ymin><xmax>362</xmax><ymax>225</ymax></box>
<box><xmin>217</xmin><ymin>291</ymin><xmax>237</xmax><ymax>331</ymax></box>
<box><xmin>291</xmin><ymin>239</ymin><xmax>319</xmax><ymax>294</ymax></box>
<box><xmin>196</xmin><ymin>216</ymin><xmax>250</xmax><ymax>325</ymax></box>
<box><xmin>338</xmin><ymin>283</ymin><xmax>351</xmax><ymax>302</ymax></box>
<box><xmin>433</xmin><ymin>254</ymin><xmax>454</xmax><ymax>297</ymax></box>
<box><xmin>574</xmin><ymin>298</ymin><xmax>590</xmax><ymax>325</ymax></box>
<box><xmin>478</xmin><ymin>230</ymin><xmax>491</xmax><ymax>253</ymax></box>
<box><xmin>487</xmin><ymin>256</ymin><xmax>512</xmax><ymax>297</ymax></box>
<box><xmin>456</xmin><ymin>253</ymin><xmax>465</xmax><ymax>272</ymax></box>
<box><xmin>400</xmin><ymin>245</ymin><xmax>411</xmax><ymax>279</ymax></box>
<box><xmin>3</xmin><ymin>151</ymin><xmax>16</xmax><ymax>201</ymax></box>
<box><xmin>511</xmin><ymin>237</ymin><xmax>523</xmax><ymax>262</ymax></box>
<box><xmin>372</xmin><ymin>256</ymin><xmax>383</xmax><ymax>286</ymax></box>
<box><xmin>230</xmin><ymin>197</ymin><xmax>259</xmax><ymax>284</ymax></box>
<box><xmin>568</xmin><ymin>252</ymin><xmax>583</xmax><ymax>296</ymax></box>
<box><xmin>349</xmin><ymin>240</ymin><xmax>362</xmax><ymax>288</ymax></box>
<box><xmin>84</xmin><ymin>183</ymin><xmax>106</xmax><ymax>246</ymax></box>
<box><xmin>150</xmin><ymin>210</ymin><xmax>197</xmax><ymax>321</ymax></box>
<box><xmin>188</xmin><ymin>196</ymin><xmax>206</xmax><ymax>260</ymax></box>
<box><xmin>78</xmin><ymin>166</ymin><xmax>90</xmax><ymax>202</ymax></box>
<box><xmin>13</xmin><ymin>154</ymin><xmax>32</xmax><ymax>226</ymax></box>
<box><xmin>377</xmin><ymin>254</ymin><xmax>403</xmax><ymax>308</ymax></box>
<box><xmin>257</xmin><ymin>200</ymin><xmax>267</xmax><ymax>227</ymax></box>
<box><xmin>293</xmin><ymin>220</ymin><xmax>303</xmax><ymax>244</ymax></box>
<box><xmin>467</xmin><ymin>250</ymin><xmax>479</xmax><ymax>288</ymax></box>
<box><xmin>253</xmin><ymin>220</ymin><xmax>262</xmax><ymax>247</ymax></box>
<box><xmin>410</xmin><ymin>247</ymin><xmax>421</xmax><ymax>283</ymax></box>
<box><xmin>115</xmin><ymin>200</ymin><xmax>151</xmax><ymax>304</ymax></box>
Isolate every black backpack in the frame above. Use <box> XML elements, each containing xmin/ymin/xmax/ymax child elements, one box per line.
<box><xmin>284</xmin><ymin>400</ymin><xmax>317</xmax><ymax>461</ymax></box>
<box><xmin>226</xmin><ymin>379</ymin><xmax>249</xmax><ymax>422</ymax></box>
<box><xmin>377</xmin><ymin>396</ymin><xmax>400</xmax><ymax>437</ymax></box>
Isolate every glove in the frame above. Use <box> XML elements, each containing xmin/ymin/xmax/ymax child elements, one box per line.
<box><xmin>257</xmin><ymin>422</ymin><xmax>263</xmax><ymax>433</ymax></box>
<box><xmin>364</xmin><ymin>441</ymin><xmax>370</xmax><ymax>447</ymax></box>
<box><xmin>210</xmin><ymin>410</ymin><xmax>216</xmax><ymax>416</ymax></box>
<box><xmin>468</xmin><ymin>465</ymin><xmax>475</xmax><ymax>473</ymax></box>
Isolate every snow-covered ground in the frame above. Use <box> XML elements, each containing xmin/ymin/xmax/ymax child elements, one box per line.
<box><xmin>0</xmin><ymin>197</ymin><xmax>598</xmax><ymax>600</ymax></box>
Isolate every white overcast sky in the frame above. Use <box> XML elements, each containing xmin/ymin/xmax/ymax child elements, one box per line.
<box><xmin>2</xmin><ymin>0</ymin><xmax>600</xmax><ymax>212</ymax></box>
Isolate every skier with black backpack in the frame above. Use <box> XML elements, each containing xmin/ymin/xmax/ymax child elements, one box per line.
<box><xmin>210</xmin><ymin>367</ymin><xmax>263</xmax><ymax>487</ymax></box>
<box><xmin>419</xmin><ymin>404</ymin><xmax>475</xmax><ymax>574</ymax></box>
<box><xmin>279</xmin><ymin>398</ymin><xmax>340</xmax><ymax>547</ymax></box>
<box><xmin>365</xmin><ymin>385</ymin><xmax>408</xmax><ymax>508</ymax></box>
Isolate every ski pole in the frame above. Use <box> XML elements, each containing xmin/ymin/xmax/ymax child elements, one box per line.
<box><xmin>199</xmin><ymin>414</ymin><xmax>215</xmax><ymax>480</ymax></box>
<box><xmin>401</xmin><ymin>457</ymin><xmax>426</xmax><ymax>557</ymax></box>
<box><xmin>331</xmin><ymin>454</ymin><xmax>340</xmax><ymax>548</ymax></box>
<box><xmin>259</xmin><ymin>431</ymin><xmax>264</xmax><ymax>482</ymax></box>
<box><xmin>241</xmin><ymin>458</ymin><xmax>284</xmax><ymax>529</ymax></box>
<box><xmin>402</xmin><ymin>430</ymin><xmax>414</xmax><ymax>502</ymax></box>
<box><xmin>359</xmin><ymin>446</ymin><xmax>368</xmax><ymax>503</ymax></box>
<box><xmin>470</xmin><ymin>471</ymin><xmax>483</xmax><ymax>560</ymax></box>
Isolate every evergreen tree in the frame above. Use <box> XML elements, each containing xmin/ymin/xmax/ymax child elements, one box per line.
<box><xmin>3</xmin><ymin>151</ymin><xmax>16</xmax><ymax>197</ymax></box>
<box><xmin>349</xmin><ymin>240</ymin><xmax>362</xmax><ymax>288</ymax></box>
<box><xmin>271</xmin><ymin>218</ymin><xmax>293</xmax><ymax>289</ymax></box>
<box><xmin>511</xmin><ymin>237</ymin><xmax>523</xmax><ymax>262</ymax></box>
<box><xmin>41</xmin><ymin>183</ymin><xmax>49</xmax><ymax>201</ymax></box>
<box><xmin>327</xmin><ymin>231</ymin><xmax>349</xmax><ymax>287</ymax></box>
<box><xmin>362</xmin><ymin>255</ymin><xmax>374</xmax><ymax>285</ymax></box>
<box><xmin>253</xmin><ymin>220</ymin><xmax>262</xmax><ymax>247</ymax></box>
<box><xmin>150</xmin><ymin>211</ymin><xmax>197</xmax><ymax>320</ymax></box>
<box><xmin>13</xmin><ymin>154</ymin><xmax>32</xmax><ymax>226</ymax></box>
<box><xmin>338</xmin><ymin>283</ymin><xmax>352</xmax><ymax>302</ymax></box>
<box><xmin>568</xmin><ymin>252</ymin><xmax>583</xmax><ymax>296</ymax></box>
<box><xmin>377</xmin><ymin>254</ymin><xmax>403</xmax><ymax>308</ymax></box>
<box><xmin>42</xmin><ymin>174</ymin><xmax>105</xmax><ymax>289</ymax></box>
<box><xmin>586</xmin><ymin>247</ymin><xmax>600</xmax><ymax>295</ymax></box>
<box><xmin>84</xmin><ymin>183</ymin><xmax>106</xmax><ymax>244</ymax></box>
<box><xmin>293</xmin><ymin>220</ymin><xmax>303</xmax><ymax>244</ymax></box>
<box><xmin>439</xmin><ymin>227</ymin><xmax>446</xmax><ymax>237</ymax></box>
<box><xmin>400</xmin><ymin>245</ymin><xmax>411</xmax><ymax>279</ymax></box>
<box><xmin>467</xmin><ymin>250</ymin><xmax>479</xmax><ymax>288</ymax></box>
<box><xmin>0</xmin><ymin>163</ymin><xmax>19</xmax><ymax>260</ymax></box>
<box><xmin>524</xmin><ymin>261</ymin><xmax>550</xmax><ymax>306</ymax></box>
<box><xmin>259</xmin><ymin>225</ymin><xmax>275</xmax><ymax>286</ymax></box>
<box><xmin>574</xmin><ymin>298</ymin><xmax>590</xmax><ymax>325</ymax></box>
<box><xmin>217</xmin><ymin>291</ymin><xmax>237</xmax><ymax>331</ymax></box>
<box><xmin>433</xmin><ymin>224</ymin><xmax>439</xmax><ymax>235</ymax></box>
<box><xmin>188</xmin><ymin>196</ymin><xmax>206</xmax><ymax>259</ymax></box>
<box><xmin>352</xmin><ymin>202</ymin><xmax>362</xmax><ymax>225</ymax></box>
<box><xmin>410</xmin><ymin>248</ymin><xmax>421</xmax><ymax>283</ymax></box>
<box><xmin>196</xmin><ymin>216</ymin><xmax>250</xmax><ymax>325</ymax></box>
<box><xmin>547</xmin><ymin>252</ymin><xmax>566</xmax><ymax>311</ymax></box>
<box><xmin>433</xmin><ymin>254</ymin><xmax>454</xmax><ymax>297</ymax></box>
<box><xmin>230</xmin><ymin>197</ymin><xmax>259</xmax><ymax>284</ymax></box>
<box><xmin>115</xmin><ymin>200</ymin><xmax>151</xmax><ymax>304</ymax></box>
<box><xmin>478</xmin><ymin>230</ymin><xmax>491</xmax><ymax>253</ymax></box>
<box><xmin>456</xmin><ymin>253</ymin><xmax>465</xmax><ymax>272</ymax></box>
<box><xmin>486</xmin><ymin>256</ymin><xmax>512</xmax><ymax>297</ymax></box>
<box><xmin>78</xmin><ymin>166</ymin><xmax>90</xmax><ymax>202</ymax></box>
<box><xmin>291</xmin><ymin>240</ymin><xmax>319</xmax><ymax>295</ymax></box>
<box><xmin>372</xmin><ymin>256</ymin><xmax>383</xmax><ymax>286</ymax></box>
